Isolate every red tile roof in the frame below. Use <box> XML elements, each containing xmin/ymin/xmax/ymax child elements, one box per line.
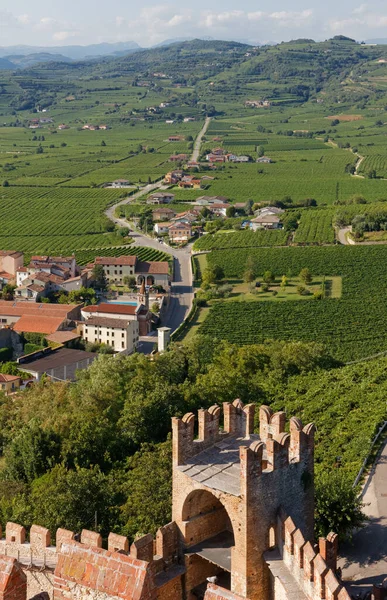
<box><xmin>0</xmin><ymin>374</ymin><xmax>20</xmax><ymax>383</ymax></box>
<box><xmin>83</xmin><ymin>303</ymin><xmax>138</xmax><ymax>316</ymax></box>
<box><xmin>136</xmin><ymin>261</ymin><xmax>169</xmax><ymax>275</ymax></box>
<box><xmin>13</xmin><ymin>315</ymin><xmax>65</xmax><ymax>334</ymax></box>
<box><xmin>0</xmin><ymin>300</ymin><xmax>79</xmax><ymax>318</ymax></box>
<box><xmin>95</xmin><ymin>256</ymin><xmax>137</xmax><ymax>266</ymax></box>
<box><xmin>83</xmin><ymin>317</ymin><xmax>130</xmax><ymax>328</ymax></box>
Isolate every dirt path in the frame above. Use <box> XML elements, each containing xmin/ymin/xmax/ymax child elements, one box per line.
<box><xmin>337</xmin><ymin>227</ymin><xmax>355</xmax><ymax>245</ymax></box>
<box><xmin>191</xmin><ymin>116</ymin><xmax>211</xmax><ymax>162</ymax></box>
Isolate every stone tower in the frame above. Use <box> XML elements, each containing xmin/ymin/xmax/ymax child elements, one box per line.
<box><xmin>172</xmin><ymin>401</ymin><xmax>315</xmax><ymax>600</ymax></box>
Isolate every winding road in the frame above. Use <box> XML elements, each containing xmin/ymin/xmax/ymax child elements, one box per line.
<box><xmin>104</xmin><ymin>117</ymin><xmax>213</xmax><ymax>346</ymax></box>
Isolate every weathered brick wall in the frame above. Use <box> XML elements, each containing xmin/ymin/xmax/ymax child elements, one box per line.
<box><xmin>53</xmin><ymin>541</ymin><xmax>156</xmax><ymax>600</ymax></box>
<box><xmin>204</xmin><ymin>583</ymin><xmax>247</xmax><ymax>600</ymax></box>
<box><xmin>0</xmin><ymin>555</ymin><xmax>27</xmax><ymax>600</ymax></box>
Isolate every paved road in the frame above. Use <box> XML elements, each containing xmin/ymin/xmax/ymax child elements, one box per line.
<box><xmin>104</xmin><ymin>117</ymin><xmax>213</xmax><ymax>348</ymax></box>
<box><xmin>339</xmin><ymin>440</ymin><xmax>387</xmax><ymax>595</ymax></box>
<box><xmin>191</xmin><ymin>117</ymin><xmax>211</xmax><ymax>162</ymax></box>
<box><xmin>337</xmin><ymin>227</ymin><xmax>354</xmax><ymax>245</ymax></box>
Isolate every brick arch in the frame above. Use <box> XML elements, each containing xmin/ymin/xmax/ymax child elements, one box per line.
<box><xmin>181</xmin><ymin>489</ymin><xmax>235</xmax><ymax>548</ymax></box>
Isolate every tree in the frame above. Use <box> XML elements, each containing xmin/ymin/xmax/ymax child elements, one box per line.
<box><xmin>36</xmin><ymin>145</ymin><xmax>44</xmax><ymax>154</ymax></box>
<box><xmin>280</xmin><ymin>275</ymin><xmax>288</xmax><ymax>290</ymax></box>
<box><xmin>1</xmin><ymin>284</ymin><xmax>15</xmax><ymax>301</ymax></box>
<box><xmin>315</xmin><ymin>470</ymin><xmax>367</xmax><ymax>541</ymax></box>
<box><xmin>257</xmin><ymin>145</ymin><xmax>265</xmax><ymax>157</ymax></box>
<box><xmin>121</xmin><ymin>440</ymin><xmax>172</xmax><ymax>540</ymax></box>
<box><xmin>29</xmin><ymin>464</ymin><xmax>118</xmax><ymax>538</ymax></box>
<box><xmin>202</xmin><ymin>265</ymin><xmax>224</xmax><ymax>286</ymax></box>
<box><xmin>263</xmin><ymin>270</ymin><xmax>275</xmax><ymax>284</ymax></box>
<box><xmin>123</xmin><ymin>276</ymin><xmax>136</xmax><ymax>288</ymax></box>
<box><xmin>226</xmin><ymin>206</ymin><xmax>236</xmax><ymax>218</ymax></box>
<box><xmin>92</xmin><ymin>265</ymin><xmax>107</xmax><ymax>291</ymax></box>
<box><xmin>200</xmin><ymin>206</ymin><xmax>211</xmax><ymax>219</ymax></box>
<box><xmin>299</xmin><ymin>268</ymin><xmax>312</xmax><ymax>285</ymax></box>
<box><xmin>2</xmin><ymin>181</ymin><xmax>9</xmax><ymax>187</ymax></box>
<box><xmin>243</xmin><ymin>256</ymin><xmax>256</xmax><ymax>284</ymax></box>
<box><xmin>101</xmin><ymin>140</ymin><xmax>106</xmax><ymax>147</ymax></box>
<box><xmin>117</xmin><ymin>227</ymin><xmax>130</xmax><ymax>238</ymax></box>
<box><xmin>68</xmin><ymin>287</ymin><xmax>96</xmax><ymax>305</ymax></box>
<box><xmin>151</xmin><ymin>302</ymin><xmax>160</xmax><ymax>313</ymax></box>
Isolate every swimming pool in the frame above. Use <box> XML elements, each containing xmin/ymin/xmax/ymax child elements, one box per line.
<box><xmin>107</xmin><ymin>300</ymin><xmax>137</xmax><ymax>306</ymax></box>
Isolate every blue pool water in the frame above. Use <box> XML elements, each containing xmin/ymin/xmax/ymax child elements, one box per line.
<box><xmin>107</xmin><ymin>300</ymin><xmax>137</xmax><ymax>306</ymax></box>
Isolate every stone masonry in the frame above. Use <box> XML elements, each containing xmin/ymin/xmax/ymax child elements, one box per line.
<box><xmin>0</xmin><ymin>401</ymin><xmax>359</xmax><ymax>600</ymax></box>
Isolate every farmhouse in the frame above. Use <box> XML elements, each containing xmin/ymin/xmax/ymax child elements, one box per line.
<box><xmin>154</xmin><ymin>222</ymin><xmax>171</xmax><ymax>235</ymax></box>
<box><xmin>169</xmin><ymin>154</ymin><xmax>188</xmax><ymax>162</ymax></box>
<box><xmin>195</xmin><ymin>195</ymin><xmax>229</xmax><ymax>205</ymax></box>
<box><xmin>206</xmin><ymin>154</ymin><xmax>228</xmax><ymax>163</ymax></box>
<box><xmin>178</xmin><ymin>177</ymin><xmax>202</xmax><ymax>189</ymax></box>
<box><xmin>109</xmin><ymin>179</ymin><xmax>131</xmax><ymax>188</ymax></box>
<box><xmin>245</xmin><ymin>99</ymin><xmax>271</xmax><ymax>107</ymax></box>
<box><xmin>256</xmin><ymin>156</ymin><xmax>272</xmax><ymax>163</ymax></box>
<box><xmin>147</xmin><ymin>192</ymin><xmax>175</xmax><ymax>204</ymax></box>
<box><xmin>255</xmin><ymin>206</ymin><xmax>285</xmax><ymax>217</ymax></box>
<box><xmin>81</xmin><ymin>316</ymin><xmax>139</xmax><ymax>354</ymax></box>
<box><xmin>228</xmin><ymin>155</ymin><xmax>251</xmax><ymax>163</ymax></box>
<box><xmin>82</xmin><ymin>302</ymin><xmax>153</xmax><ymax>336</ymax></box>
<box><xmin>152</xmin><ymin>207</ymin><xmax>176</xmax><ymax>221</ymax></box>
<box><xmin>168</xmin><ymin>222</ymin><xmax>193</xmax><ymax>242</ymax></box>
<box><xmin>57</xmin><ymin>124</ymin><xmax>69</xmax><ymax>130</ymax></box>
<box><xmin>250</xmin><ymin>214</ymin><xmax>282</xmax><ymax>231</ymax></box>
<box><xmin>208</xmin><ymin>203</ymin><xmax>230</xmax><ymax>217</ymax></box>
<box><xmin>93</xmin><ymin>255</ymin><xmax>170</xmax><ymax>287</ymax></box>
<box><xmin>0</xmin><ymin>373</ymin><xmax>21</xmax><ymax>395</ymax></box>
<box><xmin>168</xmin><ymin>135</ymin><xmax>184</xmax><ymax>142</ymax></box>
<box><xmin>0</xmin><ymin>251</ymin><xmax>24</xmax><ymax>277</ymax></box>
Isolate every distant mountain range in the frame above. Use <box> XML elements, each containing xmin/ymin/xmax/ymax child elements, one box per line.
<box><xmin>0</xmin><ymin>41</ymin><xmax>141</xmax><ymax>65</ymax></box>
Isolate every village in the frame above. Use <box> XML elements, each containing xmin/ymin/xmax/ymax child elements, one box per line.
<box><xmin>0</xmin><ymin>249</ymin><xmax>172</xmax><ymax>389</ymax></box>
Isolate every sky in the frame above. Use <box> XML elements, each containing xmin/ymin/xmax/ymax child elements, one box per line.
<box><xmin>1</xmin><ymin>0</ymin><xmax>387</xmax><ymax>47</ymax></box>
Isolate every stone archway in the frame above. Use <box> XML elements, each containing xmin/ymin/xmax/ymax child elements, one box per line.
<box><xmin>181</xmin><ymin>489</ymin><xmax>235</xmax><ymax>595</ymax></box>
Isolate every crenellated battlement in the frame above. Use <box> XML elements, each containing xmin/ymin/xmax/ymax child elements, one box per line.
<box><xmin>173</xmin><ymin>401</ymin><xmax>315</xmax><ymax>489</ymax></box>
<box><xmin>271</xmin><ymin>514</ymin><xmax>350</xmax><ymax>600</ymax></box>
<box><xmin>0</xmin><ymin>520</ymin><xmax>182</xmax><ymax>600</ymax></box>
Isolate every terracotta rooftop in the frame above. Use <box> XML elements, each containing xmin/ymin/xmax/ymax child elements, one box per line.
<box><xmin>136</xmin><ymin>261</ymin><xmax>169</xmax><ymax>275</ymax></box>
<box><xmin>0</xmin><ymin>272</ymin><xmax>13</xmax><ymax>280</ymax></box>
<box><xmin>95</xmin><ymin>256</ymin><xmax>137</xmax><ymax>266</ymax></box>
<box><xmin>84</xmin><ymin>317</ymin><xmax>130</xmax><ymax>328</ymax></box>
<box><xmin>0</xmin><ymin>301</ymin><xmax>79</xmax><ymax>318</ymax></box>
<box><xmin>0</xmin><ymin>251</ymin><xmax>23</xmax><ymax>259</ymax></box>
<box><xmin>83</xmin><ymin>303</ymin><xmax>138</xmax><ymax>316</ymax></box>
<box><xmin>13</xmin><ymin>315</ymin><xmax>66</xmax><ymax>335</ymax></box>
<box><xmin>0</xmin><ymin>374</ymin><xmax>20</xmax><ymax>383</ymax></box>
<box><xmin>46</xmin><ymin>330</ymin><xmax>81</xmax><ymax>344</ymax></box>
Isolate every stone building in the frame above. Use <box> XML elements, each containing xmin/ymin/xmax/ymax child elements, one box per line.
<box><xmin>0</xmin><ymin>401</ymin><xmax>360</xmax><ymax>600</ymax></box>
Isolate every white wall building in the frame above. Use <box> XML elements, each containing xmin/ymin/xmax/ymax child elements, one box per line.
<box><xmin>82</xmin><ymin>316</ymin><xmax>139</xmax><ymax>354</ymax></box>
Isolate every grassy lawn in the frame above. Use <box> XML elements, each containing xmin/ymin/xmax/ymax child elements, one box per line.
<box><xmin>221</xmin><ymin>276</ymin><xmax>342</xmax><ymax>302</ymax></box>
<box><xmin>180</xmin><ymin>306</ymin><xmax>211</xmax><ymax>342</ymax></box>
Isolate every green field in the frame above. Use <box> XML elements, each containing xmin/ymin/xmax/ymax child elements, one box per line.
<box><xmin>199</xmin><ymin>245</ymin><xmax>387</xmax><ymax>361</ymax></box>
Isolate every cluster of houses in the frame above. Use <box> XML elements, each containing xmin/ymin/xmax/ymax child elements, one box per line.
<box><xmin>244</xmin><ymin>100</ymin><xmax>271</xmax><ymax>108</ymax></box>
<box><xmin>206</xmin><ymin>147</ymin><xmax>251</xmax><ymax>163</ymax></box>
<box><xmin>28</xmin><ymin>118</ymin><xmax>53</xmax><ymax>129</ymax></box>
<box><xmin>82</xmin><ymin>124</ymin><xmax>110</xmax><ymax>131</ymax></box>
<box><xmin>0</xmin><ymin>252</ymin><xmax>171</xmax><ymax>381</ymax></box>
<box><xmin>164</xmin><ymin>170</ymin><xmax>203</xmax><ymax>188</ymax></box>
<box><xmin>249</xmin><ymin>206</ymin><xmax>284</xmax><ymax>231</ymax></box>
<box><xmin>152</xmin><ymin>195</ymin><xmax>233</xmax><ymax>242</ymax></box>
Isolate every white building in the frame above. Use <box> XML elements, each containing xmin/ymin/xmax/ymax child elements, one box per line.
<box><xmin>82</xmin><ymin>317</ymin><xmax>139</xmax><ymax>354</ymax></box>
